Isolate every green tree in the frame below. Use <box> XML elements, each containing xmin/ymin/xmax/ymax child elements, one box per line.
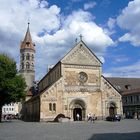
<box><xmin>0</xmin><ymin>54</ymin><xmax>26</xmax><ymax>122</ymax></box>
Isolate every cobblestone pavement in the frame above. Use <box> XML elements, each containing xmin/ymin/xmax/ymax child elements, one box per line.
<box><xmin>0</xmin><ymin>119</ymin><xmax>140</xmax><ymax>140</ymax></box>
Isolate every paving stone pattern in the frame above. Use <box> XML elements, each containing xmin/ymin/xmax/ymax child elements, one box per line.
<box><xmin>0</xmin><ymin>120</ymin><xmax>140</xmax><ymax>140</ymax></box>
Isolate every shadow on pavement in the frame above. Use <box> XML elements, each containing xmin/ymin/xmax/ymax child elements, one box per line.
<box><xmin>88</xmin><ymin>132</ymin><xmax>140</xmax><ymax>140</ymax></box>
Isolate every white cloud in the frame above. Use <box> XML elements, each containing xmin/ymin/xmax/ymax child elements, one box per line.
<box><xmin>35</xmin><ymin>10</ymin><xmax>114</xmax><ymax>57</ymax></box>
<box><xmin>117</xmin><ymin>0</ymin><xmax>140</xmax><ymax>46</ymax></box>
<box><xmin>0</xmin><ymin>1</ymin><xmax>114</xmax><ymax>80</ymax></box>
<box><xmin>84</xmin><ymin>2</ymin><xmax>96</xmax><ymax>10</ymax></box>
<box><xmin>105</xmin><ymin>60</ymin><xmax>140</xmax><ymax>78</ymax></box>
<box><xmin>119</xmin><ymin>32</ymin><xmax>140</xmax><ymax>46</ymax></box>
<box><xmin>103</xmin><ymin>17</ymin><xmax>116</xmax><ymax>37</ymax></box>
<box><xmin>107</xmin><ymin>18</ymin><xmax>116</xmax><ymax>30</ymax></box>
<box><xmin>108</xmin><ymin>54</ymin><xmax>130</xmax><ymax>64</ymax></box>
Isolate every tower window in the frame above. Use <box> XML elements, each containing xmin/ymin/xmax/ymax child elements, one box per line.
<box><xmin>26</xmin><ymin>62</ymin><xmax>30</xmax><ymax>69</ymax></box>
<box><xmin>26</xmin><ymin>53</ymin><xmax>30</xmax><ymax>60</ymax></box>
<box><xmin>32</xmin><ymin>63</ymin><xmax>34</xmax><ymax>68</ymax></box>
<box><xmin>22</xmin><ymin>63</ymin><xmax>24</xmax><ymax>69</ymax></box>
<box><xmin>32</xmin><ymin>54</ymin><xmax>34</xmax><ymax>60</ymax></box>
<box><xmin>22</xmin><ymin>54</ymin><xmax>24</xmax><ymax>60</ymax></box>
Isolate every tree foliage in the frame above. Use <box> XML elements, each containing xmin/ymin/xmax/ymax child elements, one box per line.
<box><xmin>0</xmin><ymin>54</ymin><xmax>26</xmax><ymax>106</ymax></box>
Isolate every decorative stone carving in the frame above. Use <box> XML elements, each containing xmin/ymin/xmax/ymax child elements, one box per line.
<box><xmin>61</xmin><ymin>43</ymin><xmax>101</xmax><ymax>66</ymax></box>
<box><xmin>65</xmin><ymin>85</ymin><xmax>100</xmax><ymax>92</ymax></box>
<box><xmin>64</xmin><ymin>65</ymin><xmax>99</xmax><ymax>70</ymax></box>
<box><xmin>42</xmin><ymin>97</ymin><xmax>57</xmax><ymax>102</ymax></box>
<box><xmin>65</xmin><ymin>71</ymin><xmax>77</xmax><ymax>85</ymax></box>
<box><xmin>88</xmin><ymin>74</ymin><xmax>99</xmax><ymax>83</ymax></box>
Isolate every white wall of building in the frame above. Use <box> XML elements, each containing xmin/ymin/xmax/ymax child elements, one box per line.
<box><xmin>2</xmin><ymin>103</ymin><xmax>19</xmax><ymax>115</ymax></box>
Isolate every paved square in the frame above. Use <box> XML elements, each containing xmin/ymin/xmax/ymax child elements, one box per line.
<box><xmin>0</xmin><ymin>119</ymin><xmax>140</xmax><ymax>140</ymax></box>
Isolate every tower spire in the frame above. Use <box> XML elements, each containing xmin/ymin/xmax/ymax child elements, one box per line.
<box><xmin>20</xmin><ymin>23</ymin><xmax>35</xmax><ymax>51</ymax></box>
<box><xmin>24</xmin><ymin>22</ymin><xmax>32</xmax><ymax>43</ymax></box>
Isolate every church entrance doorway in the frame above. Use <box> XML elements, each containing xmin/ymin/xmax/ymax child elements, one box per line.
<box><xmin>73</xmin><ymin>108</ymin><xmax>82</xmax><ymax>121</ymax></box>
<box><xmin>70</xmin><ymin>99</ymin><xmax>86</xmax><ymax>121</ymax></box>
<box><xmin>109</xmin><ymin>102</ymin><xmax>117</xmax><ymax>117</ymax></box>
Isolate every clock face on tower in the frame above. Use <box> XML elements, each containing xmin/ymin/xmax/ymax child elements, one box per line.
<box><xmin>78</xmin><ymin>72</ymin><xmax>88</xmax><ymax>83</ymax></box>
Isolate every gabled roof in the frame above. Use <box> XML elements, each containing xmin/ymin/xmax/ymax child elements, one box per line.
<box><xmin>106</xmin><ymin>77</ymin><xmax>140</xmax><ymax>94</ymax></box>
<box><xmin>20</xmin><ymin>23</ymin><xmax>35</xmax><ymax>51</ymax></box>
<box><xmin>123</xmin><ymin>88</ymin><xmax>140</xmax><ymax>95</ymax></box>
<box><xmin>102</xmin><ymin>75</ymin><xmax>120</xmax><ymax>94</ymax></box>
<box><xmin>61</xmin><ymin>40</ymin><xmax>102</xmax><ymax>66</ymax></box>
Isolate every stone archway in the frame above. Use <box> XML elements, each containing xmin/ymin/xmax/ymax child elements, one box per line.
<box><xmin>69</xmin><ymin>99</ymin><xmax>86</xmax><ymax>121</ymax></box>
<box><xmin>108</xmin><ymin>102</ymin><xmax>117</xmax><ymax>117</ymax></box>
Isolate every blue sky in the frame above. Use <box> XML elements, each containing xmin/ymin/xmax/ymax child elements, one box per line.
<box><xmin>0</xmin><ymin>0</ymin><xmax>140</xmax><ymax>80</ymax></box>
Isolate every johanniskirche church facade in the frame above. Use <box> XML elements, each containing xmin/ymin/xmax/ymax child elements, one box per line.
<box><xmin>20</xmin><ymin>24</ymin><xmax>123</xmax><ymax>122</ymax></box>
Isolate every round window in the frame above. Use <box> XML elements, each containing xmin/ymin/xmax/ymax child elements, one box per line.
<box><xmin>78</xmin><ymin>72</ymin><xmax>88</xmax><ymax>83</ymax></box>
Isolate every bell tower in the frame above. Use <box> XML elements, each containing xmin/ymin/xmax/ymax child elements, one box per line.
<box><xmin>19</xmin><ymin>23</ymin><xmax>35</xmax><ymax>89</ymax></box>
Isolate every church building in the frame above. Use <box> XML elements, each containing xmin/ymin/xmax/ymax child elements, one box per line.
<box><xmin>20</xmin><ymin>25</ymin><xmax>123</xmax><ymax>122</ymax></box>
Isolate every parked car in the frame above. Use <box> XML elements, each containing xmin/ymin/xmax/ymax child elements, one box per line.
<box><xmin>106</xmin><ymin>115</ymin><xmax>121</xmax><ymax>121</ymax></box>
<box><xmin>125</xmin><ymin>115</ymin><xmax>133</xmax><ymax>119</ymax></box>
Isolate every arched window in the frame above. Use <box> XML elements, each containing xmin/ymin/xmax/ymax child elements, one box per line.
<box><xmin>21</xmin><ymin>63</ymin><xmax>24</xmax><ymax>69</ymax></box>
<box><xmin>49</xmin><ymin>103</ymin><xmax>52</xmax><ymax>111</ymax></box>
<box><xmin>53</xmin><ymin>103</ymin><xmax>56</xmax><ymax>111</ymax></box>
<box><xmin>26</xmin><ymin>53</ymin><xmax>30</xmax><ymax>60</ymax></box>
<box><xmin>22</xmin><ymin>54</ymin><xmax>24</xmax><ymax>60</ymax></box>
<box><xmin>26</xmin><ymin>62</ymin><xmax>30</xmax><ymax>69</ymax></box>
<box><xmin>32</xmin><ymin>54</ymin><xmax>34</xmax><ymax>60</ymax></box>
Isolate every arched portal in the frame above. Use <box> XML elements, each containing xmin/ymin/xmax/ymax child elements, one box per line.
<box><xmin>69</xmin><ymin>99</ymin><xmax>86</xmax><ymax>121</ymax></box>
<box><xmin>108</xmin><ymin>102</ymin><xmax>117</xmax><ymax>117</ymax></box>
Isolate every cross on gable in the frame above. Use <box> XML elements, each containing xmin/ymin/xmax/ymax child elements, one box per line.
<box><xmin>79</xmin><ymin>34</ymin><xmax>83</xmax><ymax>41</ymax></box>
<box><xmin>75</xmin><ymin>38</ymin><xmax>78</xmax><ymax>44</ymax></box>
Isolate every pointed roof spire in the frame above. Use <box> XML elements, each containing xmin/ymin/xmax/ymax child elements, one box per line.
<box><xmin>24</xmin><ymin>22</ymin><xmax>32</xmax><ymax>43</ymax></box>
<box><xmin>20</xmin><ymin>23</ymin><xmax>35</xmax><ymax>51</ymax></box>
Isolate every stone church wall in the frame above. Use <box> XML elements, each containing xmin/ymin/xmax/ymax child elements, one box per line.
<box><xmin>23</xmin><ymin>96</ymin><xmax>40</xmax><ymax>122</ymax></box>
<box><xmin>101</xmin><ymin>76</ymin><xmax>123</xmax><ymax>118</ymax></box>
<box><xmin>40</xmin><ymin>78</ymin><xmax>63</xmax><ymax>121</ymax></box>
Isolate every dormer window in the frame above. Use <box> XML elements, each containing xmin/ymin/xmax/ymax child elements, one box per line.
<box><xmin>125</xmin><ymin>84</ymin><xmax>131</xmax><ymax>90</ymax></box>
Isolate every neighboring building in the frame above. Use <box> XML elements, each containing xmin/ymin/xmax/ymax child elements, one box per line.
<box><xmin>2</xmin><ymin>103</ymin><xmax>19</xmax><ymax>115</ymax></box>
<box><xmin>123</xmin><ymin>89</ymin><xmax>140</xmax><ymax>118</ymax></box>
<box><xmin>107</xmin><ymin>77</ymin><xmax>140</xmax><ymax>118</ymax></box>
<box><xmin>23</xmin><ymin>40</ymin><xmax>123</xmax><ymax>122</ymax></box>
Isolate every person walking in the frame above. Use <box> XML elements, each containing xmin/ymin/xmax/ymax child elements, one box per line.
<box><xmin>76</xmin><ymin>113</ymin><xmax>80</xmax><ymax>121</ymax></box>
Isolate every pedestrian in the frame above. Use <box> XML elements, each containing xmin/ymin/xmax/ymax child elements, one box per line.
<box><xmin>4</xmin><ymin>115</ymin><xmax>8</xmax><ymax>121</ymax></box>
<box><xmin>90</xmin><ymin>114</ymin><xmax>95</xmax><ymax>123</ymax></box>
<box><xmin>137</xmin><ymin>114</ymin><xmax>140</xmax><ymax>120</ymax></box>
<box><xmin>76</xmin><ymin>113</ymin><xmax>80</xmax><ymax>121</ymax></box>
<box><xmin>87</xmin><ymin>113</ymin><xmax>91</xmax><ymax>122</ymax></box>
